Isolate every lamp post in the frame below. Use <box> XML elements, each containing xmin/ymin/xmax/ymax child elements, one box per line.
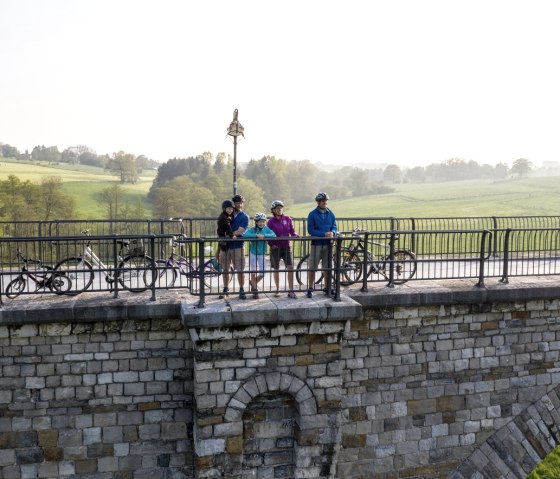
<box><xmin>227</xmin><ymin>108</ymin><xmax>244</xmax><ymax>195</ymax></box>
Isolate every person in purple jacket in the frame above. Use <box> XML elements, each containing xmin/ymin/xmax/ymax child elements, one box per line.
<box><xmin>267</xmin><ymin>200</ymin><xmax>299</xmax><ymax>299</ymax></box>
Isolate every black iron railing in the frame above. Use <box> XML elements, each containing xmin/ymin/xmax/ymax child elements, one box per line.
<box><xmin>1</xmin><ymin>227</ymin><xmax>560</xmax><ymax>307</ymax></box>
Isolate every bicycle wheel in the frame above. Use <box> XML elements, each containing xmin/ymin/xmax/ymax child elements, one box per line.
<box><xmin>338</xmin><ymin>248</ymin><xmax>363</xmax><ymax>286</ymax></box>
<box><xmin>6</xmin><ymin>276</ymin><xmax>26</xmax><ymax>299</ymax></box>
<box><xmin>295</xmin><ymin>255</ymin><xmax>324</xmax><ymax>286</ymax></box>
<box><xmin>202</xmin><ymin>259</ymin><xmax>221</xmax><ymax>289</ymax></box>
<box><xmin>380</xmin><ymin>250</ymin><xmax>417</xmax><ymax>285</ymax></box>
<box><xmin>51</xmin><ymin>273</ymin><xmax>73</xmax><ymax>295</ymax></box>
<box><xmin>147</xmin><ymin>260</ymin><xmax>177</xmax><ymax>289</ymax></box>
<box><xmin>54</xmin><ymin>258</ymin><xmax>94</xmax><ymax>295</ymax></box>
<box><xmin>118</xmin><ymin>254</ymin><xmax>155</xmax><ymax>292</ymax></box>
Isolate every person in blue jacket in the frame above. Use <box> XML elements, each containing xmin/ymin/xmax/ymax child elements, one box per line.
<box><xmin>306</xmin><ymin>192</ymin><xmax>337</xmax><ymax>298</ymax></box>
<box><xmin>220</xmin><ymin>194</ymin><xmax>250</xmax><ymax>299</ymax></box>
<box><xmin>242</xmin><ymin>212</ymin><xmax>276</xmax><ymax>299</ymax></box>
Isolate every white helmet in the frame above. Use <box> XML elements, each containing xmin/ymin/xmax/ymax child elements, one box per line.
<box><xmin>270</xmin><ymin>200</ymin><xmax>284</xmax><ymax>210</ymax></box>
<box><xmin>254</xmin><ymin>212</ymin><xmax>267</xmax><ymax>221</ymax></box>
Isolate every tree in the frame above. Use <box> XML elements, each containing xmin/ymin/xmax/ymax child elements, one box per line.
<box><xmin>39</xmin><ymin>176</ymin><xmax>75</xmax><ymax>220</ymax></box>
<box><xmin>348</xmin><ymin>168</ymin><xmax>369</xmax><ymax>196</ymax></box>
<box><xmin>107</xmin><ymin>151</ymin><xmax>138</xmax><ymax>184</ymax></box>
<box><xmin>214</xmin><ymin>152</ymin><xmax>227</xmax><ymax>174</ymax></box>
<box><xmin>405</xmin><ymin>166</ymin><xmax>426</xmax><ymax>183</ymax></box>
<box><xmin>383</xmin><ymin>164</ymin><xmax>403</xmax><ymax>184</ymax></box>
<box><xmin>0</xmin><ymin>143</ymin><xmax>21</xmax><ymax>159</ymax></box>
<box><xmin>511</xmin><ymin>158</ymin><xmax>533</xmax><ymax>179</ymax></box>
<box><xmin>98</xmin><ymin>184</ymin><xmax>123</xmax><ymax>220</ymax></box>
<box><xmin>0</xmin><ymin>175</ymin><xmax>40</xmax><ymax>220</ymax></box>
<box><xmin>494</xmin><ymin>163</ymin><xmax>509</xmax><ymax>180</ymax></box>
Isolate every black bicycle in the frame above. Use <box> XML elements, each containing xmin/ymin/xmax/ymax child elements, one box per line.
<box><xmin>296</xmin><ymin>231</ymin><xmax>417</xmax><ymax>286</ymax></box>
<box><xmin>5</xmin><ymin>248</ymin><xmax>72</xmax><ymax>299</ymax></box>
<box><xmin>336</xmin><ymin>230</ymin><xmax>417</xmax><ymax>285</ymax></box>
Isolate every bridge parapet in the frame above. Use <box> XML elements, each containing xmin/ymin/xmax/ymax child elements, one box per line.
<box><xmin>2</xmin><ymin>279</ymin><xmax>560</xmax><ymax>477</ymax></box>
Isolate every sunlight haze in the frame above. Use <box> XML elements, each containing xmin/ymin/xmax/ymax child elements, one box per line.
<box><xmin>1</xmin><ymin>0</ymin><xmax>560</xmax><ymax>168</ymax></box>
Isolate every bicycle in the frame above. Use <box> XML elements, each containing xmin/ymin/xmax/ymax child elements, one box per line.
<box><xmin>148</xmin><ymin>237</ymin><xmax>222</xmax><ymax>290</ymax></box>
<box><xmin>296</xmin><ymin>231</ymin><xmax>417</xmax><ymax>286</ymax></box>
<box><xmin>5</xmin><ymin>248</ymin><xmax>72</xmax><ymax>299</ymax></box>
<box><xmin>53</xmin><ymin>230</ymin><xmax>155</xmax><ymax>295</ymax></box>
<box><xmin>337</xmin><ymin>230</ymin><xmax>417</xmax><ymax>285</ymax></box>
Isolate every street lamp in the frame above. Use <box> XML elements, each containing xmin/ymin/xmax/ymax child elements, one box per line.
<box><xmin>227</xmin><ymin>108</ymin><xmax>244</xmax><ymax>195</ymax></box>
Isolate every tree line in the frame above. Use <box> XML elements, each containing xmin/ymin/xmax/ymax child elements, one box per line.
<box><xmin>0</xmin><ymin>143</ymin><xmax>159</xmax><ymax>184</ymax></box>
<box><xmin>0</xmin><ymin>139</ymin><xmax>545</xmax><ymax>220</ymax></box>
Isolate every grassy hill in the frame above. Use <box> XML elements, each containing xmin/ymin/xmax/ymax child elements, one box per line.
<box><xmin>0</xmin><ymin>159</ymin><xmax>156</xmax><ymax>218</ymax></box>
<box><xmin>288</xmin><ymin>177</ymin><xmax>560</xmax><ymax>218</ymax></box>
<box><xmin>1</xmin><ymin>158</ymin><xmax>558</xmax><ymax>219</ymax></box>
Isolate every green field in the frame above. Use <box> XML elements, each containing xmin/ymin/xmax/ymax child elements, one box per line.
<box><xmin>0</xmin><ymin>159</ymin><xmax>156</xmax><ymax>218</ymax></box>
<box><xmin>1</xmin><ymin>158</ymin><xmax>559</xmax><ymax>219</ymax></box>
<box><xmin>288</xmin><ymin>177</ymin><xmax>560</xmax><ymax>218</ymax></box>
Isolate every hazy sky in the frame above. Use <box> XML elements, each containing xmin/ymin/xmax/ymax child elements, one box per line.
<box><xmin>2</xmin><ymin>0</ymin><xmax>560</xmax><ymax>168</ymax></box>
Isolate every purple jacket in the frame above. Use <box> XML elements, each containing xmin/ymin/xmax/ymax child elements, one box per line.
<box><xmin>267</xmin><ymin>215</ymin><xmax>298</xmax><ymax>248</ymax></box>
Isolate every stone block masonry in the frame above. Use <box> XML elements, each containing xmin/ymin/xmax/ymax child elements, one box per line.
<box><xmin>0</xmin><ymin>304</ymin><xmax>194</xmax><ymax>479</ymax></box>
<box><xmin>2</xmin><ymin>278</ymin><xmax>560</xmax><ymax>478</ymax></box>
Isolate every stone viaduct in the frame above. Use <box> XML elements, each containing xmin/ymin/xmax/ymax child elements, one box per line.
<box><xmin>2</xmin><ymin>277</ymin><xmax>560</xmax><ymax>478</ymax></box>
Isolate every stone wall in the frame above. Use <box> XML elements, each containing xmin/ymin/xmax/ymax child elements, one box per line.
<box><xmin>2</xmin><ymin>278</ymin><xmax>560</xmax><ymax>478</ymax></box>
<box><xmin>0</xmin><ymin>309</ymin><xmax>193</xmax><ymax>479</ymax></box>
<box><xmin>336</xmin><ymin>295</ymin><xmax>560</xmax><ymax>478</ymax></box>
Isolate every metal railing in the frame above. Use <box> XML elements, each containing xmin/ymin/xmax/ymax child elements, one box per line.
<box><xmin>1</xmin><ymin>227</ymin><xmax>560</xmax><ymax>307</ymax></box>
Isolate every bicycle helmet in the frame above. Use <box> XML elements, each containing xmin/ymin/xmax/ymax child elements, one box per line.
<box><xmin>222</xmin><ymin>199</ymin><xmax>234</xmax><ymax>210</ymax></box>
<box><xmin>254</xmin><ymin>212</ymin><xmax>267</xmax><ymax>221</ymax></box>
<box><xmin>232</xmin><ymin>194</ymin><xmax>245</xmax><ymax>203</ymax></box>
<box><xmin>315</xmin><ymin>192</ymin><xmax>330</xmax><ymax>201</ymax></box>
<box><xmin>270</xmin><ymin>200</ymin><xmax>284</xmax><ymax>210</ymax></box>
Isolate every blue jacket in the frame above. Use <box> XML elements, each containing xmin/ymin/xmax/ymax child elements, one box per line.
<box><xmin>307</xmin><ymin>207</ymin><xmax>337</xmax><ymax>245</ymax></box>
<box><xmin>242</xmin><ymin>225</ymin><xmax>276</xmax><ymax>255</ymax></box>
<box><xmin>229</xmin><ymin>210</ymin><xmax>250</xmax><ymax>250</ymax></box>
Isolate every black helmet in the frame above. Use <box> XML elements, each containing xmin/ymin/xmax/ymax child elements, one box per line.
<box><xmin>222</xmin><ymin>199</ymin><xmax>234</xmax><ymax>210</ymax></box>
<box><xmin>232</xmin><ymin>194</ymin><xmax>245</xmax><ymax>203</ymax></box>
<box><xmin>270</xmin><ymin>200</ymin><xmax>284</xmax><ymax>210</ymax></box>
<box><xmin>315</xmin><ymin>192</ymin><xmax>330</xmax><ymax>201</ymax></box>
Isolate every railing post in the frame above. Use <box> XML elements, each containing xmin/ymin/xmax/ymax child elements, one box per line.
<box><xmin>476</xmin><ymin>229</ymin><xmax>491</xmax><ymax>287</ymax></box>
<box><xmin>197</xmin><ymin>239</ymin><xmax>206</xmax><ymax>308</ymax></box>
<box><xmin>386</xmin><ymin>231</ymin><xmax>397</xmax><ymax>288</ymax></box>
<box><xmin>149</xmin><ymin>235</ymin><xmax>156</xmax><ymax>302</ymax></box>
<box><xmin>499</xmin><ymin>228</ymin><xmax>511</xmax><ymax>283</ymax></box>
<box><xmin>112</xmin><ymin>236</ymin><xmax>119</xmax><ymax>298</ymax></box>
<box><xmin>361</xmin><ymin>232</ymin><xmax>369</xmax><ymax>293</ymax></box>
<box><xmin>491</xmin><ymin>216</ymin><xmax>499</xmax><ymax>257</ymax></box>
<box><xmin>333</xmin><ymin>235</ymin><xmax>342</xmax><ymax>301</ymax></box>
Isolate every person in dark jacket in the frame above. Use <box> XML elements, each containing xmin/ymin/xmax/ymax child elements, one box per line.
<box><xmin>306</xmin><ymin>192</ymin><xmax>337</xmax><ymax>298</ymax></box>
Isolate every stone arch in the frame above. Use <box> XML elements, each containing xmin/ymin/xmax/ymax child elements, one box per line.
<box><xmin>224</xmin><ymin>372</ymin><xmax>337</xmax><ymax>478</ymax></box>
<box><xmin>452</xmin><ymin>383</ymin><xmax>560</xmax><ymax>478</ymax></box>
<box><xmin>225</xmin><ymin>372</ymin><xmax>317</xmax><ymax>422</ymax></box>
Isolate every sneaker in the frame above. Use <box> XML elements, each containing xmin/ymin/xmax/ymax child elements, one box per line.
<box><xmin>323</xmin><ymin>288</ymin><xmax>335</xmax><ymax>297</ymax></box>
<box><xmin>288</xmin><ymin>291</ymin><xmax>297</xmax><ymax>299</ymax></box>
<box><xmin>219</xmin><ymin>288</ymin><xmax>229</xmax><ymax>299</ymax></box>
<box><xmin>274</xmin><ymin>291</ymin><xmax>281</xmax><ymax>298</ymax></box>
<box><xmin>306</xmin><ymin>289</ymin><xmax>313</xmax><ymax>299</ymax></box>
<box><xmin>252</xmin><ymin>288</ymin><xmax>259</xmax><ymax>299</ymax></box>
<box><xmin>239</xmin><ymin>289</ymin><xmax>247</xmax><ymax>300</ymax></box>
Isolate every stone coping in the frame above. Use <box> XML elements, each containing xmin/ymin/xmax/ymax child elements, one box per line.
<box><xmin>1</xmin><ymin>276</ymin><xmax>558</xmax><ymax>327</ymax></box>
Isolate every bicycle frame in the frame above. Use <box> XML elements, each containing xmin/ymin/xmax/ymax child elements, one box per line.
<box><xmin>81</xmin><ymin>242</ymin><xmax>124</xmax><ymax>283</ymax></box>
<box><xmin>151</xmin><ymin>239</ymin><xmax>220</xmax><ymax>291</ymax></box>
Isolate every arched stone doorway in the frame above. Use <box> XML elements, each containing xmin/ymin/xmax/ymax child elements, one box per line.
<box><xmin>224</xmin><ymin>372</ymin><xmax>340</xmax><ymax>478</ymax></box>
